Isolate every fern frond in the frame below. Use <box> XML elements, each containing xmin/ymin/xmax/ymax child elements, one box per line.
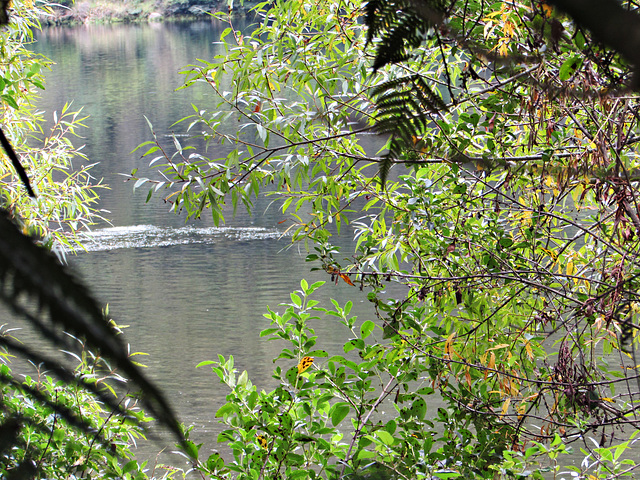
<box><xmin>0</xmin><ymin>335</ymin><xmax>135</xmax><ymax>428</ymax></box>
<box><xmin>0</xmin><ymin>371</ymin><xmax>100</xmax><ymax>441</ymax></box>
<box><xmin>365</xmin><ymin>0</ymin><xmax>402</xmax><ymax>45</ymax></box>
<box><xmin>372</xmin><ymin>75</ymin><xmax>447</xmax><ymax>186</ymax></box>
<box><xmin>0</xmin><ymin>210</ymin><xmax>183</xmax><ymax>444</ymax></box>
<box><xmin>366</xmin><ymin>0</ymin><xmax>447</xmax><ymax>71</ymax></box>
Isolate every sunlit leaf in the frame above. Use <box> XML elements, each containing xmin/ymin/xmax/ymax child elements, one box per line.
<box><xmin>297</xmin><ymin>356</ymin><xmax>314</xmax><ymax>374</ymax></box>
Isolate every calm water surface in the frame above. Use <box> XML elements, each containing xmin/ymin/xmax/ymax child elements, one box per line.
<box><xmin>28</xmin><ymin>21</ymin><xmax>396</xmax><ymax>467</ymax></box>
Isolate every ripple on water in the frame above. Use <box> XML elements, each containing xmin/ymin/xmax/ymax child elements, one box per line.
<box><xmin>78</xmin><ymin>224</ymin><xmax>286</xmax><ymax>252</ymax></box>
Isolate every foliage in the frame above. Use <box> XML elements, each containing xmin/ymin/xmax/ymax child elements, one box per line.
<box><xmin>135</xmin><ymin>0</ymin><xmax>640</xmax><ymax>477</ymax></box>
<box><xmin>1</xmin><ymin>0</ymin><xmax>103</xmax><ymax>252</ymax></box>
<box><xmin>192</xmin><ymin>279</ymin><xmax>563</xmax><ymax>480</ymax></box>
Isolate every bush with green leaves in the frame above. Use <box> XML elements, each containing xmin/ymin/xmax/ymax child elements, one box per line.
<box><xmin>189</xmin><ymin>280</ymin><xmax>574</xmax><ymax>479</ymax></box>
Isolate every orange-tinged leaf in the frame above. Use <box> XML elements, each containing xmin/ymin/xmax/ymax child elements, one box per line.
<box><xmin>297</xmin><ymin>356</ymin><xmax>314</xmax><ymax>374</ymax></box>
<box><xmin>489</xmin><ymin>352</ymin><xmax>496</xmax><ymax>370</ymax></box>
<box><xmin>339</xmin><ymin>273</ymin><xmax>355</xmax><ymax>286</ymax></box>
<box><xmin>444</xmin><ymin>332</ymin><xmax>455</xmax><ymax>357</ymax></box>
<box><xmin>486</xmin><ymin>344</ymin><xmax>510</xmax><ymax>351</ymax></box>
<box><xmin>485</xmin><ymin>351</ymin><xmax>496</xmax><ymax>380</ymax></box>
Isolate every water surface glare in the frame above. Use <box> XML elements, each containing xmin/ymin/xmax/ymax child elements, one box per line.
<box><xmin>82</xmin><ymin>224</ymin><xmax>287</xmax><ymax>251</ymax></box>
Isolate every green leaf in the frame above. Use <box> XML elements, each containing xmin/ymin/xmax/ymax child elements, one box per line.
<box><xmin>499</xmin><ymin>237</ymin><xmax>513</xmax><ymax>248</ymax></box>
<box><xmin>360</xmin><ymin>320</ymin><xmax>375</xmax><ymax>339</ymax></box>
<box><xmin>260</xmin><ymin>328</ymin><xmax>279</xmax><ymax>337</ymax></box>
<box><xmin>433</xmin><ymin>472</ymin><xmax>461</xmax><ymax>479</ymax></box>
<box><xmin>376</xmin><ymin>430</ymin><xmax>395</xmax><ymax>445</ymax></box>
<box><xmin>215</xmin><ymin>403</ymin><xmax>237</xmax><ymax>418</ymax></box>
<box><xmin>1</xmin><ymin>94</ymin><xmax>18</xmax><ymax>109</ymax></box>
<box><xmin>237</xmin><ymin>370</ymin><xmax>248</xmax><ymax>387</ymax></box>
<box><xmin>409</xmin><ymin>398</ymin><xmax>427</xmax><ymax>420</ymax></box>
<box><xmin>183</xmin><ymin>440</ymin><xmax>201</xmax><ymax>460</ymax></box>
<box><xmin>195</xmin><ymin>360</ymin><xmax>216</xmax><ymax>368</ymax></box>
<box><xmin>330</xmin><ymin>402</ymin><xmax>350</xmax><ymax>426</ymax></box>
<box><xmin>344</xmin><ymin>339</ymin><xmax>365</xmax><ymax>352</ymax></box>
<box><xmin>123</xmin><ymin>460</ymin><xmax>139</xmax><ymax>474</ymax></box>
<box><xmin>306</xmin><ymin>349</ymin><xmax>329</xmax><ymax>357</ymax></box>
<box><xmin>285</xmin><ymin>366</ymin><xmax>299</xmax><ymax>384</ymax></box>
<box><xmin>357</xmin><ymin>449</ymin><xmax>375</xmax><ymax>460</ymax></box>
<box><xmin>416</xmin><ymin>387</ymin><xmax>434</xmax><ymax>395</ymax></box>
<box><xmin>290</xmin><ymin>292</ymin><xmax>302</xmax><ymax>307</ymax></box>
<box><xmin>559</xmin><ymin>56</ymin><xmax>582</xmax><ymax>81</ymax></box>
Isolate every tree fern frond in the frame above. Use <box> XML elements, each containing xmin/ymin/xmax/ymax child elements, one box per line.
<box><xmin>378</xmin><ymin>149</ymin><xmax>395</xmax><ymax>187</ymax></box>
<box><xmin>366</xmin><ymin>0</ymin><xmax>447</xmax><ymax>71</ymax></box>
<box><xmin>373</xmin><ymin>74</ymin><xmax>447</xmax><ymax>116</ymax></box>
<box><xmin>365</xmin><ymin>0</ymin><xmax>402</xmax><ymax>45</ymax></box>
<box><xmin>372</xmin><ymin>11</ymin><xmax>426</xmax><ymax>71</ymax></box>
<box><xmin>372</xmin><ymin>75</ymin><xmax>447</xmax><ymax>187</ymax></box>
<box><xmin>0</xmin><ymin>210</ymin><xmax>184</xmax><ymax>445</ymax></box>
<box><xmin>414</xmin><ymin>76</ymin><xmax>448</xmax><ymax>112</ymax></box>
<box><xmin>0</xmin><ymin>371</ymin><xmax>101</xmax><ymax>441</ymax></box>
<box><xmin>0</xmin><ymin>335</ymin><xmax>136</xmax><ymax>429</ymax></box>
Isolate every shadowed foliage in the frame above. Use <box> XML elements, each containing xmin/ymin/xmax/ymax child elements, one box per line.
<box><xmin>365</xmin><ymin>0</ymin><xmax>640</xmax><ymax>185</ymax></box>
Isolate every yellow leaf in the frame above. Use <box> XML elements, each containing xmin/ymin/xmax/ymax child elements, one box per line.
<box><xmin>444</xmin><ymin>332</ymin><xmax>456</xmax><ymax>357</ymax></box>
<box><xmin>566</xmin><ymin>260</ymin><xmax>575</xmax><ymax>276</ymax></box>
<box><xmin>524</xmin><ymin>340</ymin><xmax>533</xmax><ymax>360</ymax></box>
<box><xmin>540</xmin><ymin>247</ymin><xmax>558</xmax><ymax>261</ymax></box>
<box><xmin>257</xmin><ymin>435</ymin><xmax>268</xmax><ymax>450</ymax></box>
<box><xmin>297</xmin><ymin>356</ymin><xmax>314</xmax><ymax>374</ymax></box>
<box><xmin>501</xmin><ymin>397</ymin><xmax>511</xmax><ymax>416</ymax></box>
<box><xmin>503</xmin><ymin>20</ymin><xmax>515</xmax><ymax>38</ymax></box>
<box><xmin>497</xmin><ymin>38</ymin><xmax>509</xmax><ymax>56</ymax></box>
<box><xmin>488</xmin><ymin>351</ymin><xmax>496</xmax><ymax>370</ymax></box>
